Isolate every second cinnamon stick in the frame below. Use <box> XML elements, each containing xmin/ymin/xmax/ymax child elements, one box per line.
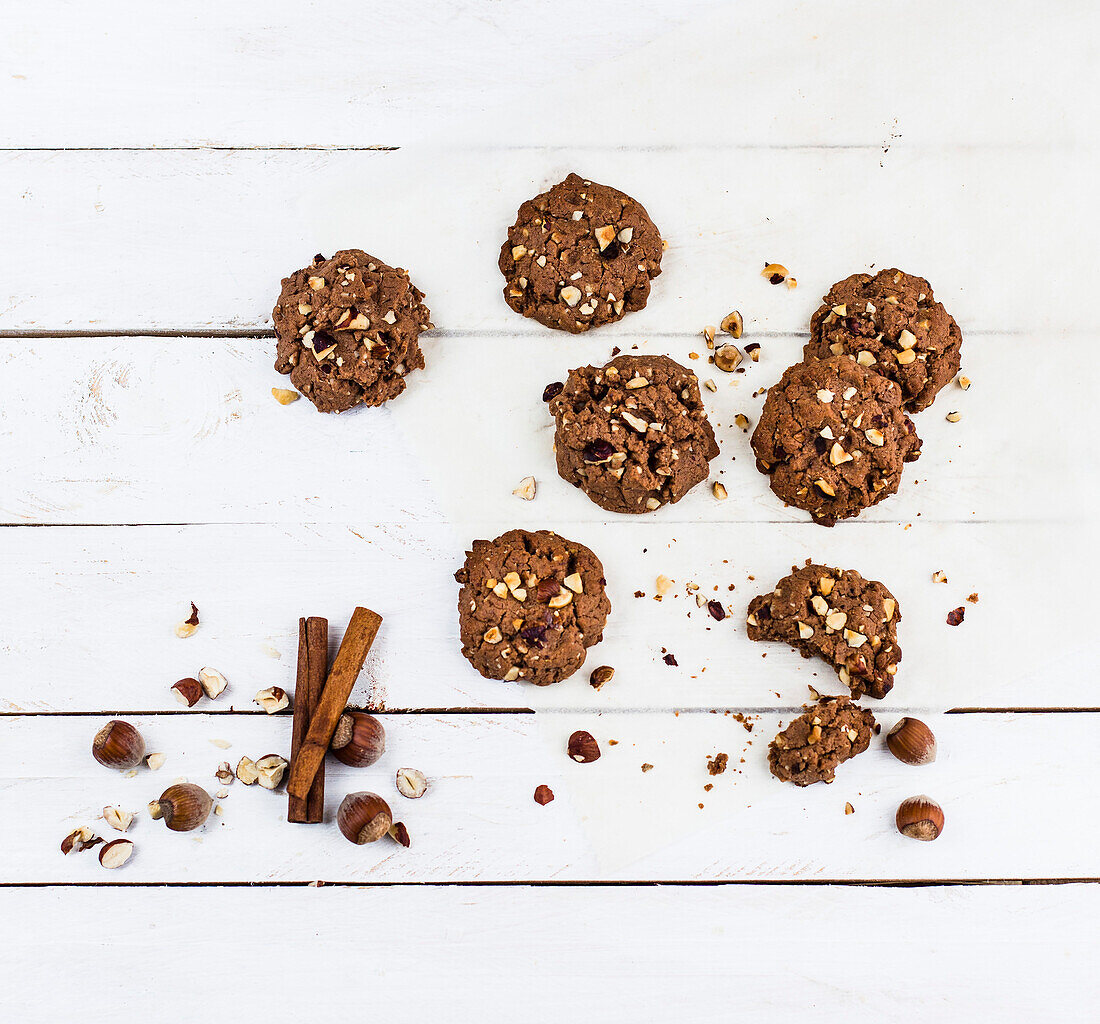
<box><xmin>287</xmin><ymin>606</ymin><xmax>383</xmax><ymax>802</ymax></box>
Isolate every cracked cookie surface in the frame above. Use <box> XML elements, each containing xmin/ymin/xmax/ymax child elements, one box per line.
<box><xmin>455</xmin><ymin>529</ymin><xmax>610</xmax><ymax>685</ymax></box>
<box><xmin>750</xmin><ymin>356</ymin><xmax>921</xmax><ymax>525</ymax></box>
<box><xmin>768</xmin><ymin>697</ymin><xmax>876</xmax><ymax>786</ymax></box>
<box><xmin>499</xmin><ymin>173</ymin><xmax>663</xmax><ymax>333</ymax></box>
<box><xmin>804</xmin><ymin>268</ymin><xmax>962</xmax><ymax>412</ymax></box>
<box><xmin>747</xmin><ymin>564</ymin><xmax>901</xmax><ymax>699</ymax></box>
<box><xmin>548</xmin><ymin>354</ymin><xmax>719</xmax><ymax>514</ymax></box>
<box><xmin>273</xmin><ymin>249</ymin><xmax>433</xmax><ymax>413</ymax></box>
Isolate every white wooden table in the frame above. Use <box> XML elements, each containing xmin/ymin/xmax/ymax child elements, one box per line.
<box><xmin>2</xmin><ymin>2</ymin><xmax>1098</xmax><ymax>1019</ymax></box>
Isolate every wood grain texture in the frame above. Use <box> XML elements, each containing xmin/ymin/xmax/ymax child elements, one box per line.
<box><xmin>0</xmin><ymin>521</ymin><xmax>1091</xmax><ymax>712</ymax></box>
<box><xmin>1</xmin><ymin>334</ymin><xmax>1095</xmax><ymax>527</ymax></box>
<box><xmin>3</xmin><ymin>884</ymin><xmax>1097</xmax><ymax>1024</ymax></box>
<box><xmin>0</xmin><ymin>146</ymin><xmax>1091</xmax><ymax>335</ymax></box>
<box><xmin>1</xmin><ymin>1</ymin><xmax>1090</xmax><ymax>150</ymax></box>
<box><xmin>5</xmin><ymin>711</ymin><xmax>1097</xmax><ymax>883</ymax></box>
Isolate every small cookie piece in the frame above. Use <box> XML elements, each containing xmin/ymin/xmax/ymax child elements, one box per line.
<box><xmin>805</xmin><ymin>268</ymin><xmax>962</xmax><ymax>412</ymax></box>
<box><xmin>273</xmin><ymin>249</ymin><xmax>433</xmax><ymax>413</ymax></box>
<box><xmin>750</xmin><ymin>356</ymin><xmax>921</xmax><ymax>525</ymax></box>
<box><xmin>747</xmin><ymin>564</ymin><xmax>901</xmax><ymax>698</ymax></box>
<box><xmin>499</xmin><ymin>173</ymin><xmax>663</xmax><ymax>333</ymax></box>
<box><xmin>768</xmin><ymin>697</ymin><xmax>876</xmax><ymax>786</ymax></box>
<box><xmin>455</xmin><ymin>530</ymin><xmax>610</xmax><ymax>685</ymax></box>
<box><xmin>548</xmin><ymin>354</ymin><xmax>719</xmax><ymax>514</ymax></box>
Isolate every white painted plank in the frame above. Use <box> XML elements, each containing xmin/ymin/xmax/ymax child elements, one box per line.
<box><xmin>1</xmin><ymin>1</ymin><xmax>1091</xmax><ymax>150</ymax></box>
<box><xmin>2</xmin><ymin>334</ymin><xmax>1093</xmax><ymax>527</ymax></box>
<box><xmin>2</xmin><ymin>884</ymin><xmax>1096</xmax><ymax>1024</ymax></box>
<box><xmin>0</xmin><ymin>145</ymin><xmax>1092</xmax><ymax>334</ymax></box>
<box><xmin>4</xmin><ymin>711</ymin><xmax>1097</xmax><ymax>882</ymax></box>
<box><xmin>0</xmin><ymin>521</ymin><xmax>1091</xmax><ymax>712</ymax></box>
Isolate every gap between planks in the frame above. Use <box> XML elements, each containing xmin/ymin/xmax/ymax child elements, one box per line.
<box><xmin>0</xmin><ymin>878</ymin><xmax>1098</xmax><ymax>889</ymax></box>
<box><xmin>3</xmin><ymin>708</ymin><xmax>1098</xmax><ymax>717</ymax></box>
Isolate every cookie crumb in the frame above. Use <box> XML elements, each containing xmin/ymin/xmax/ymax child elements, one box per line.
<box><xmin>706</xmin><ymin>753</ymin><xmax>728</xmax><ymax>776</ymax></box>
<box><xmin>946</xmin><ymin>606</ymin><xmax>965</xmax><ymax>626</ymax></box>
<box><xmin>662</xmin><ymin>653</ymin><xmax>678</xmax><ymax>667</ymax></box>
<box><xmin>844</xmin><ymin>801</ymin><xmax>855</xmax><ymax>815</ymax></box>
<box><xmin>967</xmin><ymin>592</ymin><xmax>979</xmax><ymax>604</ymax></box>
<box><xmin>641</xmin><ymin>763</ymin><xmax>653</xmax><ymax>773</ymax></box>
<box><xmin>534</xmin><ymin>785</ymin><xmax>554</xmax><ymax>805</ymax></box>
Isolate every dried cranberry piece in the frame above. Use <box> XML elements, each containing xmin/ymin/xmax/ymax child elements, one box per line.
<box><xmin>707</xmin><ymin>601</ymin><xmax>726</xmax><ymax>621</ymax></box>
<box><xmin>542</xmin><ymin>381</ymin><xmax>563</xmax><ymax>402</ymax></box>
<box><xmin>583</xmin><ymin>439</ymin><xmax>615</xmax><ymax>463</ymax></box>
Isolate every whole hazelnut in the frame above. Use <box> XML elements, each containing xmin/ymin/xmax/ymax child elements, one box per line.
<box><xmin>92</xmin><ymin>720</ymin><xmax>146</xmax><ymax>770</ymax></box>
<box><xmin>895</xmin><ymin>795</ymin><xmax>944</xmax><ymax>841</ymax></box>
<box><xmin>330</xmin><ymin>712</ymin><xmax>386</xmax><ymax>767</ymax></box>
<box><xmin>148</xmin><ymin>783</ymin><xmax>213</xmax><ymax>832</ymax></box>
<box><xmin>567</xmin><ymin>730</ymin><xmax>601</xmax><ymax>764</ymax></box>
<box><xmin>337</xmin><ymin>792</ymin><xmax>392</xmax><ymax>845</ymax></box>
<box><xmin>886</xmin><ymin>718</ymin><xmax>937</xmax><ymax>765</ymax></box>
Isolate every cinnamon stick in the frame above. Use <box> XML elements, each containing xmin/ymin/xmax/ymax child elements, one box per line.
<box><xmin>287</xmin><ymin>606</ymin><xmax>383</xmax><ymax>802</ymax></box>
<box><xmin>288</xmin><ymin>616</ymin><xmax>328</xmax><ymax>824</ymax></box>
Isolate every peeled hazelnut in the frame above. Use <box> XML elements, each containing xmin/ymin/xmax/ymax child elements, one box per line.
<box><xmin>198</xmin><ymin>667</ymin><xmax>228</xmax><ymax>700</ymax></box>
<box><xmin>887</xmin><ymin>718</ymin><xmax>937</xmax><ymax>766</ymax></box>
<box><xmin>98</xmin><ymin>838</ymin><xmax>135</xmax><ymax>869</ymax></box>
<box><xmin>175</xmin><ymin>602</ymin><xmax>200</xmax><ymax>638</ymax></box>
<box><xmin>171</xmin><ymin>677</ymin><xmax>204</xmax><ymax>707</ymax></box>
<box><xmin>61</xmin><ymin>827</ymin><xmax>102</xmax><ymax>855</ymax></box>
<box><xmin>214</xmin><ymin>762</ymin><xmax>234</xmax><ymax>785</ymax></box>
<box><xmin>389</xmin><ymin>822</ymin><xmax>411</xmax><ymax>848</ymax></box>
<box><xmin>395</xmin><ymin>768</ymin><xmax>428</xmax><ymax>799</ymax></box>
<box><xmin>255</xmin><ymin>754</ymin><xmax>288</xmax><ymax>790</ymax></box>
<box><xmin>92</xmin><ymin>720</ymin><xmax>146</xmax><ymax>770</ymax></box>
<box><xmin>337</xmin><ymin>792</ymin><xmax>393</xmax><ymax>845</ymax></box>
<box><xmin>102</xmin><ymin>806</ymin><xmax>134</xmax><ymax>832</ymax></box>
<box><xmin>896</xmin><ymin>795</ymin><xmax>944</xmax><ymax>841</ymax></box>
<box><xmin>567</xmin><ymin>730</ymin><xmax>601</xmax><ymax>764</ymax></box>
<box><xmin>331</xmin><ymin>712</ymin><xmax>386</xmax><ymax>767</ymax></box>
<box><xmin>148</xmin><ymin>783</ymin><xmax>213</xmax><ymax>832</ymax></box>
<box><xmin>761</xmin><ymin>262</ymin><xmax>790</xmax><ymax>285</ymax></box>
<box><xmin>145</xmin><ymin>752</ymin><xmax>166</xmax><ymax>771</ymax></box>
<box><xmin>254</xmin><ymin>686</ymin><xmax>289</xmax><ymax>714</ymax></box>
<box><xmin>235</xmin><ymin>756</ymin><xmax>260</xmax><ymax>785</ymax></box>
<box><xmin>271</xmin><ymin>387</ymin><xmax>300</xmax><ymax>405</ymax></box>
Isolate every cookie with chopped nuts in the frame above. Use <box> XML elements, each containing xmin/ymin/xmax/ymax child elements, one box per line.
<box><xmin>804</xmin><ymin>268</ymin><xmax>962</xmax><ymax>413</ymax></box>
<box><xmin>548</xmin><ymin>354</ymin><xmax>719</xmax><ymax>514</ymax></box>
<box><xmin>499</xmin><ymin>173</ymin><xmax>663</xmax><ymax>333</ymax></box>
<box><xmin>273</xmin><ymin>250</ymin><xmax>433</xmax><ymax>413</ymax></box>
<box><xmin>750</xmin><ymin>356</ymin><xmax>921</xmax><ymax>525</ymax></box>
<box><xmin>747</xmin><ymin>564</ymin><xmax>901</xmax><ymax>699</ymax></box>
<box><xmin>455</xmin><ymin>529</ymin><xmax>610</xmax><ymax>685</ymax></box>
<box><xmin>768</xmin><ymin>697</ymin><xmax>876</xmax><ymax>786</ymax></box>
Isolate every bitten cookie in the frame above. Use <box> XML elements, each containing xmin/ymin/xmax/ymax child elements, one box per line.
<box><xmin>499</xmin><ymin>173</ymin><xmax>663</xmax><ymax>333</ymax></box>
<box><xmin>750</xmin><ymin>356</ymin><xmax>921</xmax><ymax>525</ymax></box>
<box><xmin>747</xmin><ymin>564</ymin><xmax>901</xmax><ymax>699</ymax></box>
<box><xmin>768</xmin><ymin>697</ymin><xmax>876</xmax><ymax>786</ymax></box>
<box><xmin>804</xmin><ymin>268</ymin><xmax>962</xmax><ymax>412</ymax></box>
<box><xmin>548</xmin><ymin>354</ymin><xmax>719</xmax><ymax>514</ymax></box>
<box><xmin>455</xmin><ymin>530</ymin><xmax>610</xmax><ymax>685</ymax></box>
<box><xmin>273</xmin><ymin>250</ymin><xmax>433</xmax><ymax>413</ymax></box>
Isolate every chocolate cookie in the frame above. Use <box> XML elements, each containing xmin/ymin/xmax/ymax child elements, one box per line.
<box><xmin>455</xmin><ymin>530</ymin><xmax>610</xmax><ymax>686</ymax></box>
<box><xmin>548</xmin><ymin>354</ymin><xmax>719</xmax><ymax>514</ymax></box>
<box><xmin>499</xmin><ymin>173</ymin><xmax>663</xmax><ymax>333</ymax></box>
<box><xmin>768</xmin><ymin>697</ymin><xmax>876</xmax><ymax>786</ymax></box>
<box><xmin>805</xmin><ymin>268</ymin><xmax>962</xmax><ymax>412</ymax></box>
<box><xmin>747</xmin><ymin>564</ymin><xmax>901</xmax><ymax>699</ymax></box>
<box><xmin>750</xmin><ymin>356</ymin><xmax>921</xmax><ymax>525</ymax></box>
<box><xmin>273</xmin><ymin>250</ymin><xmax>433</xmax><ymax>413</ymax></box>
